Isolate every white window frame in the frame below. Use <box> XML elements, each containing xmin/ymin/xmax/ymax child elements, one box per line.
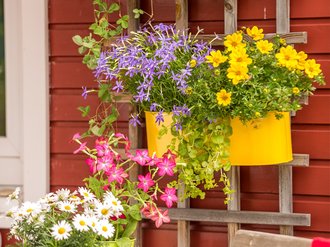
<box><xmin>0</xmin><ymin>0</ymin><xmax>49</xmax><ymax>228</ymax></box>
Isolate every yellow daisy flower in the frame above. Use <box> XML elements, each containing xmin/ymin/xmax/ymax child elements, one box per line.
<box><xmin>216</xmin><ymin>89</ymin><xmax>232</xmax><ymax>106</ymax></box>
<box><xmin>189</xmin><ymin>59</ymin><xmax>197</xmax><ymax>68</ymax></box>
<box><xmin>224</xmin><ymin>32</ymin><xmax>246</xmax><ymax>51</ymax></box>
<box><xmin>205</xmin><ymin>50</ymin><xmax>228</xmax><ymax>68</ymax></box>
<box><xmin>304</xmin><ymin>59</ymin><xmax>321</xmax><ymax>78</ymax></box>
<box><xmin>246</xmin><ymin>26</ymin><xmax>264</xmax><ymax>41</ymax></box>
<box><xmin>296</xmin><ymin>51</ymin><xmax>308</xmax><ymax>70</ymax></box>
<box><xmin>227</xmin><ymin>63</ymin><xmax>250</xmax><ymax>85</ymax></box>
<box><xmin>229</xmin><ymin>47</ymin><xmax>252</xmax><ymax>65</ymax></box>
<box><xmin>256</xmin><ymin>40</ymin><xmax>273</xmax><ymax>54</ymax></box>
<box><xmin>292</xmin><ymin>87</ymin><xmax>300</xmax><ymax>95</ymax></box>
<box><xmin>275</xmin><ymin>45</ymin><xmax>299</xmax><ymax>69</ymax></box>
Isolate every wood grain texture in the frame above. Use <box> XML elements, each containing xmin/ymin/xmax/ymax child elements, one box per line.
<box><xmin>231</xmin><ymin>230</ymin><xmax>312</xmax><ymax>247</ymax></box>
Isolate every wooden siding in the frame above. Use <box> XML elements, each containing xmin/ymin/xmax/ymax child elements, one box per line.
<box><xmin>46</xmin><ymin>0</ymin><xmax>330</xmax><ymax>246</ymax></box>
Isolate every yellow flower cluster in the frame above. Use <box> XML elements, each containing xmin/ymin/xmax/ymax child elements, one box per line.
<box><xmin>275</xmin><ymin>44</ymin><xmax>321</xmax><ymax>78</ymax></box>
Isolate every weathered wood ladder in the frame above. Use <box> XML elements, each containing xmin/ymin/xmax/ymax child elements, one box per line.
<box><xmin>125</xmin><ymin>0</ymin><xmax>311</xmax><ymax>246</ymax></box>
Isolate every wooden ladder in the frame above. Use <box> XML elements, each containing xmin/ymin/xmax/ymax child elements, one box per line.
<box><xmin>125</xmin><ymin>1</ymin><xmax>311</xmax><ymax>246</ymax></box>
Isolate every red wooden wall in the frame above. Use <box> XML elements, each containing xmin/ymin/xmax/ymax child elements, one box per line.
<box><xmin>2</xmin><ymin>0</ymin><xmax>329</xmax><ymax>245</ymax></box>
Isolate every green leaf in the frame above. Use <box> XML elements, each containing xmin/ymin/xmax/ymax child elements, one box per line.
<box><xmin>91</xmin><ymin>125</ymin><xmax>101</xmax><ymax>136</ymax></box>
<box><xmin>122</xmin><ymin>218</ymin><xmax>138</xmax><ymax>238</ymax></box>
<box><xmin>78</xmin><ymin>105</ymin><xmax>90</xmax><ymax>117</ymax></box>
<box><xmin>116</xmin><ymin>237</ymin><xmax>133</xmax><ymax>247</ymax></box>
<box><xmin>211</xmin><ymin>135</ymin><xmax>224</xmax><ymax>144</ymax></box>
<box><xmin>98</xmin><ymin>84</ymin><xmax>112</xmax><ymax>102</ymax></box>
<box><xmin>109</xmin><ymin>3</ymin><xmax>120</xmax><ymax>13</ymax></box>
<box><xmin>78</xmin><ymin>46</ymin><xmax>87</xmax><ymax>55</ymax></box>
<box><xmin>128</xmin><ymin>204</ymin><xmax>142</xmax><ymax>221</ymax></box>
<box><xmin>72</xmin><ymin>35</ymin><xmax>83</xmax><ymax>45</ymax></box>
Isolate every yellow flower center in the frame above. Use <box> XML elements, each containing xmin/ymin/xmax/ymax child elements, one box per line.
<box><xmin>102</xmin><ymin>226</ymin><xmax>108</xmax><ymax>232</ymax></box>
<box><xmin>112</xmin><ymin>201</ymin><xmax>118</xmax><ymax>206</ymax></box>
<box><xmin>58</xmin><ymin>227</ymin><xmax>66</xmax><ymax>235</ymax></box>
<box><xmin>79</xmin><ymin>220</ymin><xmax>86</xmax><ymax>226</ymax></box>
<box><xmin>26</xmin><ymin>208</ymin><xmax>33</xmax><ymax>213</ymax></box>
<box><xmin>101</xmin><ymin>208</ymin><xmax>109</xmax><ymax>215</ymax></box>
<box><xmin>64</xmin><ymin>205</ymin><xmax>71</xmax><ymax>210</ymax></box>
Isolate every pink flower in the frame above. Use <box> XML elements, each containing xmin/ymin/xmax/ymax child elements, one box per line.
<box><xmin>86</xmin><ymin>158</ymin><xmax>97</xmax><ymax>174</ymax></box>
<box><xmin>152</xmin><ymin>209</ymin><xmax>170</xmax><ymax>228</ymax></box>
<box><xmin>141</xmin><ymin>203</ymin><xmax>158</xmax><ymax>219</ymax></box>
<box><xmin>106</xmin><ymin>166</ymin><xmax>128</xmax><ymax>184</ymax></box>
<box><xmin>97</xmin><ymin>155</ymin><xmax>114</xmax><ymax>171</ymax></box>
<box><xmin>162</xmin><ymin>149</ymin><xmax>177</xmax><ymax>162</ymax></box>
<box><xmin>160</xmin><ymin>187</ymin><xmax>177</xmax><ymax>208</ymax></box>
<box><xmin>132</xmin><ymin>150</ymin><xmax>151</xmax><ymax>166</ymax></box>
<box><xmin>95</xmin><ymin>138</ymin><xmax>111</xmax><ymax>157</ymax></box>
<box><xmin>73</xmin><ymin>142</ymin><xmax>87</xmax><ymax>154</ymax></box>
<box><xmin>157</xmin><ymin>156</ymin><xmax>176</xmax><ymax>176</ymax></box>
<box><xmin>137</xmin><ymin>173</ymin><xmax>155</xmax><ymax>192</ymax></box>
<box><xmin>72</xmin><ymin>133</ymin><xmax>81</xmax><ymax>141</ymax></box>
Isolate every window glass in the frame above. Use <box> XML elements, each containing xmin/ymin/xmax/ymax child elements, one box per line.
<box><xmin>0</xmin><ymin>0</ymin><xmax>5</xmax><ymax>136</ymax></box>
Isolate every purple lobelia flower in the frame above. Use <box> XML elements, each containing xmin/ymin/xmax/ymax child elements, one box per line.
<box><xmin>155</xmin><ymin>110</ymin><xmax>164</xmax><ymax>125</ymax></box>
<box><xmin>81</xmin><ymin>86</ymin><xmax>88</xmax><ymax>100</ymax></box>
<box><xmin>112</xmin><ymin>81</ymin><xmax>123</xmax><ymax>92</ymax></box>
<box><xmin>129</xmin><ymin>115</ymin><xmax>142</xmax><ymax>127</ymax></box>
<box><xmin>150</xmin><ymin>103</ymin><xmax>158</xmax><ymax>112</ymax></box>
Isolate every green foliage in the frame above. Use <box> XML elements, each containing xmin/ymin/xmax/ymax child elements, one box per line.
<box><xmin>72</xmin><ymin>0</ymin><xmax>143</xmax><ymax>70</ymax></box>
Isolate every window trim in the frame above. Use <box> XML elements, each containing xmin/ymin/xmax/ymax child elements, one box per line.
<box><xmin>0</xmin><ymin>0</ymin><xmax>49</xmax><ymax>228</ymax></box>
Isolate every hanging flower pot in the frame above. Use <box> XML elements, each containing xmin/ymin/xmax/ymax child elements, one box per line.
<box><xmin>230</xmin><ymin>112</ymin><xmax>292</xmax><ymax>166</ymax></box>
<box><xmin>145</xmin><ymin>111</ymin><xmax>292</xmax><ymax>165</ymax></box>
<box><xmin>145</xmin><ymin>111</ymin><xmax>173</xmax><ymax>157</ymax></box>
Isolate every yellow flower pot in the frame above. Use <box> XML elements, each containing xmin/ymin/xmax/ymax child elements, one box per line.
<box><xmin>230</xmin><ymin>112</ymin><xmax>293</xmax><ymax>166</ymax></box>
<box><xmin>145</xmin><ymin>111</ymin><xmax>293</xmax><ymax>166</ymax></box>
<box><xmin>145</xmin><ymin>111</ymin><xmax>173</xmax><ymax>157</ymax></box>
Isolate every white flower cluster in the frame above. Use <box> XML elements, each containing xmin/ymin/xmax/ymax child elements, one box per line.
<box><xmin>7</xmin><ymin>187</ymin><xmax>124</xmax><ymax>242</ymax></box>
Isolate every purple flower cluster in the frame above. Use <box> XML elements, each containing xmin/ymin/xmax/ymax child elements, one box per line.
<box><xmin>93</xmin><ymin>23</ymin><xmax>211</xmax><ymax>127</ymax></box>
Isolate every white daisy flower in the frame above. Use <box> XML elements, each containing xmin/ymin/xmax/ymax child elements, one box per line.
<box><xmin>69</xmin><ymin>194</ymin><xmax>82</xmax><ymax>205</ymax></box>
<box><xmin>96</xmin><ymin>219</ymin><xmax>115</xmax><ymax>239</ymax></box>
<box><xmin>56</xmin><ymin>188</ymin><xmax>71</xmax><ymax>200</ymax></box>
<box><xmin>106</xmin><ymin>197</ymin><xmax>124</xmax><ymax>217</ymax></box>
<box><xmin>103</xmin><ymin>191</ymin><xmax>116</xmax><ymax>201</ymax></box>
<box><xmin>73</xmin><ymin>214</ymin><xmax>90</xmax><ymax>232</ymax></box>
<box><xmin>95</xmin><ymin>202</ymin><xmax>114</xmax><ymax>219</ymax></box>
<box><xmin>78</xmin><ymin>187</ymin><xmax>95</xmax><ymax>202</ymax></box>
<box><xmin>58</xmin><ymin>201</ymin><xmax>76</xmax><ymax>213</ymax></box>
<box><xmin>20</xmin><ymin>201</ymin><xmax>42</xmax><ymax>217</ymax></box>
<box><xmin>44</xmin><ymin>192</ymin><xmax>59</xmax><ymax>203</ymax></box>
<box><xmin>51</xmin><ymin>220</ymin><xmax>72</xmax><ymax>241</ymax></box>
<box><xmin>87</xmin><ymin>215</ymin><xmax>99</xmax><ymax>233</ymax></box>
<box><xmin>7</xmin><ymin>187</ymin><xmax>21</xmax><ymax>201</ymax></box>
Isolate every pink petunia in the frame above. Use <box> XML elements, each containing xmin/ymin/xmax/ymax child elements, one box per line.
<box><xmin>160</xmin><ymin>187</ymin><xmax>177</xmax><ymax>208</ymax></box>
<box><xmin>132</xmin><ymin>149</ymin><xmax>151</xmax><ymax>166</ymax></box>
<box><xmin>97</xmin><ymin>155</ymin><xmax>114</xmax><ymax>171</ymax></box>
<box><xmin>151</xmin><ymin>209</ymin><xmax>170</xmax><ymax>228</ymax></box>
<box><xmin>162</xmin><ymin>149</ymin><xmax>177</xmax><ymax>162</ymax></box>
<box><xmin>141</xmin><ymin>203</ymin><xmax>158</xmax><ymax>219</ymax></box>
<box><xmin>157</xmin><ymin>156</ymin><xmax>176</xmax><ymax>176</ymax></box>
<box><xmin>72</xmin><ymin>133</ymin><xmax>81</xmax><ymax>141</ymax></box>
<box><xmin>106</xmin><ymin>166</ymin><xmax>128</xmax><ymax>184</ymax></box>
<box><xmin>137</xmin><ymin>173</ymin><xmax>155</xmax><ymax>192</ymax></box>
<box><xmin>95</xmin><ymin>138</ymin><xmax>111</xmax><ymax>157</ymax></box>
<box><xmin>73</xmin><ymin>142</ymin><xmax>87</xmax><ymax>154</ymax></box>
<box><xmin>86</xmin><ymin>158</ymin><xmax>97</xmax><ymax>174</ymax></box>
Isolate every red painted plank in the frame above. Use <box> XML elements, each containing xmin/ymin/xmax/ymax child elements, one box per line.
<box><xmin>51</xmin><ymin>61</ymin><xmax>95</xmax><ymax>89</ymax></box>
<box><xmin>51</xmin><ymin>94</ymin><xmax>131</xmax><ymax>122</ymax></box>
<box><xmin>0</xmin><ymin>229</ymin><xmax>17</xmax><ymax>246</ymax></box>
<box><xmin>292</xmin><ymin>94</ymin><xmax>330</xmax><ymax>124</ymax></box>
<box><xmin>140</xmin><ymin>0</ymin><xmax>175</xmax><ymax>23</ymax></box>
<box><xmin>50</xmin><ymin>29</ymin><xmax>91</xmax><ymax>57</ymax></box>
<box><xmin>292</xmin><ymin>129</ymin><xmax>330</xmax><ymax>160</ymax></box>
<box><xmin>239</xmin><ymin>162</ymin><xmax>330</xmax><ymax>196</ymax></box>
<box><xmin>292</xmin><ymin>23</ymin><xmax>330</xmax><ymax>54</ymax></box>
<box><xmin>49</xmin><ymin>0</ymin><xmax>127</xmax><ymax>24</ymax></box>
<box><xmin>51</xmin><ymin>157</ymin><xmax>89</xmax><ymax>186</ymax></box>
<box><xmin>291</xmin><ymin>0</ymin><xmax>330</xmax><ymax>19</ymax></box>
